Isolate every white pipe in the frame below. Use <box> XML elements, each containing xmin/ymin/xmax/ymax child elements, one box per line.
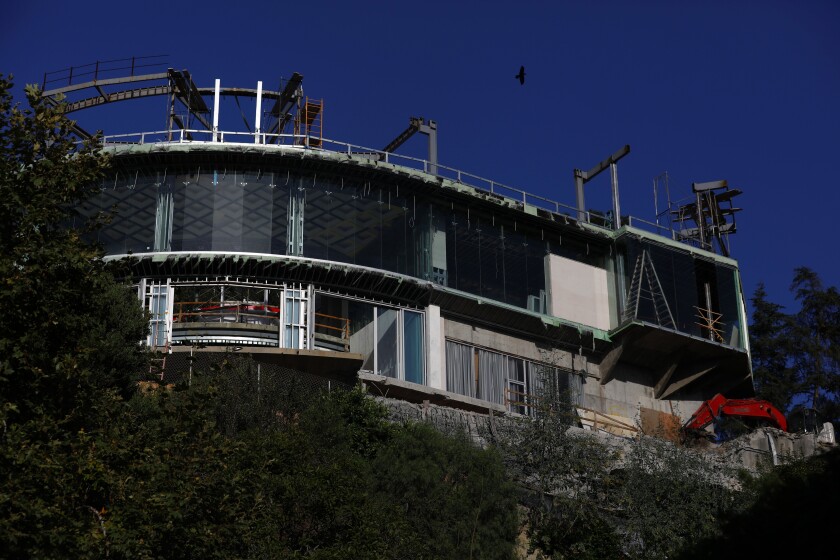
<box><xmin>212</xmin><ymin>78</ymin><xmax>220</xmax><ymax>142</ymax></box>
<box><xmin>255</xmin><ymin>80</ymin><xmax>263</xmax><ymax>144</ymax></box>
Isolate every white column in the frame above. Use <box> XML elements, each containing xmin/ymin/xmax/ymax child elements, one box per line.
<box><xmin>212</xmin><ymin>79</ymin><xmax>220</xmax><ymax>142</ymax></box>
<box><xmin>254</xmin><ymin>80</ymin><xmax>263</xmax><ymax>144</ymax></box>
<box><xmin>425</xmin><ymin>305</ymin><xmax>445</xmax><ymax>390</ymax></box>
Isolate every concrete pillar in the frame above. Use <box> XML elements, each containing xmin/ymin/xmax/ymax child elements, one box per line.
<box><xmin>426</xmin><ymin>304</ymin><xmax>445</xmax><ymax>390</ymax></box>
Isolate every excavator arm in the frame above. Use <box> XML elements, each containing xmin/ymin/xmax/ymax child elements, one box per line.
<box><xmin>718</xmin><ymin>398</ymin><xmax>787</xmax><ymax>432</ymax></box>
<box><xmin>683</xmin><ymin>393</ymin><xmax>787</xmax><ymax>434</ymax></box>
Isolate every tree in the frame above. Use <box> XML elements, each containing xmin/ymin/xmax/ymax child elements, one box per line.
<box><xmin>749</xmin><ymin>271</ymin><xmax>840</xmax><ymax>423</ymax></box>
<box><xmin>0</xmin><ymin>75</ymin><xmax>148</xmax><ymax>425</ymax></box>
<box><xmin>498</xmin><ymin>373</ymin><xmax>625</xmax><ymax>559</ymax></box>
<box><xmin>749</xmin><ymin>283</ymin><xmax>797</xmax><ymax>411</ymax></box>
<box><xmin>789</xmin><ymin>267</ymin><xmax>840</xmax><ymax>414</ymax></box>
<box><xmin>372</xmin><ymin>423</ymin><xmax>520</xmax><ymax>560</ymax></box>
<box><xmin>677</xmin><ymin>448</ymin><xmax>840</xmax><ymax>560</ymax></box>
<box><xmin>0</xmin><ymin>75</ymin><xmax>149</xmax><ymax>558</ymax></box>
<box><xmin>498</xmin><ymin>369</ymin><xmax>740</xmax><ymax>560</ymax></box>
<box><xmin>619</xmin><ymin>436</ymin><xmax>735</xmax><ymax>560</ymax></box>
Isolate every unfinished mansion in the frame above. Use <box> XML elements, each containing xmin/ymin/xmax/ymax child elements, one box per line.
<box><xmin>47</xmin><ymin>58</ymin><xmax>750</xmax><ymax>433</ymax></box>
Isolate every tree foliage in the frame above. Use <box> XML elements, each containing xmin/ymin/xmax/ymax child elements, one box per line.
<box><xmin>498</xmin><ymin>373</ymin><xmax>738</xmax><ymax>560</ymax></box>
<box><xmin>789</xmin><ymin>268</ymin><xmax>840</xmax><ymax>412</ymax></box>
<box><xmin>0</xmin><ymin>75</ymin><xmax>148</xmax><ymax>425</ymax></box>
<box><xmin>499</xmin><ymin>383</ymin><xmax>624</xmax><ymax>559</ymax></box>
<box><xmin>677</xmin><ymin>447</ymin><xmax>840</xmax><ymax>560</ymax></box>
<box><xmin>0</xmin><ymin>74</ymin><xmax>148</xmax><ymax>557</ymax></box>
<box><xmin>618</xmin><ymin>436</ymin><xmax>734</xmax><ymax>560</ymax></box>
<box><xmin>373</xmin><ymin>423</ymin><xmax>519</xmax><ymax>560</ymax></box>
<box><xmin>749</xmin><ymin>283</ymin><xmax>797</xmax><ymax>411</ymax></box>
<box><xmin>750</xmin><ymin>270</ymin><xmax>840</xmax><ymax>422</ymax></box>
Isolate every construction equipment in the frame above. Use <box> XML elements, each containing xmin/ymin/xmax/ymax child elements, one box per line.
<box><xmin>683</xmin><ymin>393</ymin><xmax>787</xmax><ymax>440</ymax></box>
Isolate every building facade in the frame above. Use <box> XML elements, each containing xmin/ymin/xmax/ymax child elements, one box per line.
<box><xmin>51</xmin><ymin>61</ymin><xmax>752</xmax><ymax>430</ymax></box>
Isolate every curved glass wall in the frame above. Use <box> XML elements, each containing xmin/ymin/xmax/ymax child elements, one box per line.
<box><xmin>83</xmin><ymin>162</ymin><xmax>629</xmax><ymax>316</ymax></box>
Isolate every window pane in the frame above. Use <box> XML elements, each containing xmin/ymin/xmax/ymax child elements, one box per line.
<box><xmin>478</xmin><ymin>349</ymin><xmax>506</xmax><ymax>405</ymax></box>
<box><xmin>403</xmin><ymin>311</ymin><xmax>424</xmax><ymax>384</ymax></box>
<box><xmin>376</xmin><ymin>308</ymin><xmax>398</xmax><ymax>378</ymax></box>
<box><xmin>172</xmin><ymin>169</ymin><xmax>214</xmax><ymax>251</ymax></box>
<box><xmin>240</xmin><ymin>172</ymin><xmax>273</xmax><ymax>253</ymax></box>
<box><xmin>211</xmin><ymin>170</ymin><xmax>244</xmax><ymax>251</ymax></box>
<box><xmin>445</xmin><ymin>340</ymin><xmax>475</xmax><ymax>397</ymax></box>
<box><xmin>716</xmin><ymin>266</ymin><xmax>743</xmax><ymax>348</ymax></box>
<box><xmin>79</xmin><ymin>173</ymin><xmax>158</xmax><ymax>254</ymax></box>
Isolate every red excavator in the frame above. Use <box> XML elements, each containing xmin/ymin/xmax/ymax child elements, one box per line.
<box><xmin>683</xmin><ymin>393</ymin><xmax>787</xmax><ymax>441</ymax></box>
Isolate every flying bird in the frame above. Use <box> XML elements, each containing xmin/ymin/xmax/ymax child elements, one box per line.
<box><xmin>515</xmin><ymin>65</ymin><xmax>525</xmax><ymax>85</ymax></box>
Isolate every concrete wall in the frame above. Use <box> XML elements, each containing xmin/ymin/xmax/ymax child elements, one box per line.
<box><xmin>375</xmin><ymin>395</ymin><xmax>835</xmax><ymax>476</ymax></box>
<box><xmin>588</xmin><ymin>361</ymin><xmax>706</xmax><ymax>424</ymax></box>
<box><xmin>443</xmin><ymin>317</ymin><xmax>571</xmax><ymax>366</ymax></box>
<box><xmin>720</xmin><ymin>427</ymin><xmax>828</xmax><ymax>472</ymax></box>
<box><xmin>441</xmin><ymin>315</ymin><xmax>707</xmax><ymax>427</ymax></box>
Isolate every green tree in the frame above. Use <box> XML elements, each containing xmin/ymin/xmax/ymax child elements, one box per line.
<box><xmin>499</xmin><ymin>374</ymin><xmax>625</xmax><ymax>559</ymax></box>
<box><xmin>373</xmin><ymin>423</ymin><xmax>520</xmax><ymax>560</ymax></box>
<box><xmin>0</xmin><ymin>75</ymin><xmax>148</xmax><ymax>424</ymax></box>
<box><xmin>677</xmin><ymin>448</ymin><xmax>840</xmax><ymax>560</ymax></box>
<box><xmin>0</xmin><ymin>75</ymin><xmax>149</xmax><ymax>558</ymax></box>
<box><xmin>619</xmin><ymin>436</ymin><xmax>735</xmax><ymax>560</ymax></box>
<box><xmin>749</xmin><ymin>283</ymin><xmax>797</xmax><ymax>411</ymax></box>
<box><xmin>789</xmin><ymin>267</ymin><xmax>840</xmax><ymax>415</ymax></box>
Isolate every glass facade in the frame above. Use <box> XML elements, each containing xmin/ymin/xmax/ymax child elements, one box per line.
<box><xmin>86</xmin><ymin>164</ymin><xmax>553</xmax><ymax>313</ymax></box>
<box><xmin>314</xmin><ymin>293</ymin><xmax>425</xmax><ymax>383</ymax></box>
<box><xmin>619</xmin><ymin>237</ymin><xmax>745</xmax><ymax>349</ymax></box>
<box><xmin>85</xmin><ymin>161</ymin><xmax>744</xmax><ymax>351</ymax></box>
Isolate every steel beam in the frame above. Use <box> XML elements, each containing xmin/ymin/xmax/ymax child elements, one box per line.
<box><xmin>382</xmin><ymin>117</ymin><xmax>422</xmax><ymax>153</ymax></box>
<box><xmin>422</xmin><ymin>120</ymin><xmax>438</xmax><ymax>175</ymax></box>
<box><xmin>574</xmin><ymin>144</ymin><xmax>630</xmax><ymax>227</ymax></box>
<box><xmin>61</xmin><ymin>85</ymin><xmax>172</xmax><ymax>113</ymax></box>
<box><xmin>196</xmin><ymin>87</ymin><xmax>283</xmax><ymax>100</ymax></box>
<box><xmin>265</xmin><ymin>72</ymin><xmax>304</xmax><ymax>137</ymax></box>
<box><xmin>43</xmin><ymin>72</ymin><xmax>169</xmax><ymax>96</ymax></box>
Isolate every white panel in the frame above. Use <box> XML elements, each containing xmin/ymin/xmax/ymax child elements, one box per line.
<box><xmin>547</xmin><ymin>255</ymin><xmax>611</xmax><ymax>330</ymax></box>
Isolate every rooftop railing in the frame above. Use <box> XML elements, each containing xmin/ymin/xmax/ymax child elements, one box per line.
<box><xmin>99</xmin><ymin>128</ymin><xmax>688</xmax><ymax>244</ymax></box>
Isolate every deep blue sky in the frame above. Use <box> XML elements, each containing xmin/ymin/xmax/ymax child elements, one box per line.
<box><xmin>3</xmin><ymin>0</ymin><xmax>838</xmax><ymax>314</ymax></box>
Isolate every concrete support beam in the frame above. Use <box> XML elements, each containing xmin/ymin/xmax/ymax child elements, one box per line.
<box><xmin>659</xmin><ymin>360</ymin><xmax>719</xmax><ymax>400</ymax></box>
<box><xmin>598</xmin><ymin>329</ymin><xmax>642</xmax><ymax>385</ymax></box>
<box><xmin>653</xmin><ymin>362</ymin><xmax>679</xmax><ymax>399</ymax></box>
<box><xmin>598</xmin><ymin>343</ymin><xmax>624</xmax><ymax>385</ymax></box>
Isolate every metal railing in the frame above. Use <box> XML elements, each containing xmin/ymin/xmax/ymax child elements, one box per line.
<box><xmin>313</xmin><ymin>313</ymin><xmax>351</xmax><ymax>351</ymax></box>
<box><xmin>100</xmin><ymin>128</ymin><xmax>597</xmax><ymax>219</ymax></box>
<box><xmin>173</xmin><ymin>301</ymin><xmax>280</xmax><ymax>326</ymax></box>
<box><xmin>42</xmin><ymin>55</ymin><xmax>168</xmax><ymax>90</ymax></box>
